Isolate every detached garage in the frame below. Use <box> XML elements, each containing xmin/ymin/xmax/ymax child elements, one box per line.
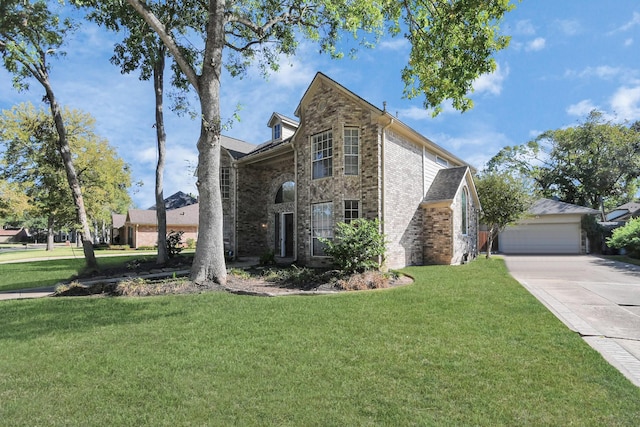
<box><xmin>499</xmin><ymin>199</ymin><xmax>600</xmax><ymax>254</ymax></box>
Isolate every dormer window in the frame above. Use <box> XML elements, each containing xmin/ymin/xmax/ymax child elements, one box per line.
<box><xmin>273</xmin><ymin>123</ymin><xmax>282</xmax><ymax>140</ymax></box>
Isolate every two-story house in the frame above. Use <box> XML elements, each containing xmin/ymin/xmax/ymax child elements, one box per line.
<box><xmin>231</xmin><ymin>72</ymin><xmax>480</xmax><ymax>269</ymax></box>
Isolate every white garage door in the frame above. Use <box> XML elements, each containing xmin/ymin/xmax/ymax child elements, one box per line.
<box><xmin>500</xmin><ymin>222</ymin><xmax>581</xmax><ymax>254</ymax></box>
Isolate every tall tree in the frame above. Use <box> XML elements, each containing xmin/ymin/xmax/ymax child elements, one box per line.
<box><xmin>77</xmin><ymin>0</ymin><xmax>515</xmax><ymax>285</ymax></box>
<box><xmin>0</xmin><ymin>102</ymin><xmax>132</xmax><ymax>250</ymax></box>
<box><xmin>475</xmin><ymin>172</ymin><xmax>530</xmax><ymax>258</ymax></box>
<box><xmin>0</xmin><ymin>0</ymin><xmax>98</xmax><ymax>269</ymax></box>
<box><xmin>487</xmin><ymin>110</ymin><xmax>640</xmax><ymax>215</ymax></box>
<box><xmin>83</xmin><ymin>3</ymin><xmax>195</xmax><ymax>264</ymax></box>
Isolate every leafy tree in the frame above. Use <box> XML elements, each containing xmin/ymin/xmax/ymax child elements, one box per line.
<box><xmin>321</xmin><ymin>218</ymin><xmax>386</xmax><ymax>274</ymax></box>
<box><xmin>486</xmin><ymin>111</ymin><xmax>640</xmax><ymax>215</ymax></box>
<box><xmin>607</xmin><ymin>217</ymin><xmax>640</xmax><ymax>258</ymax></box>
<box><xmin>0</xmin><ymin>0</ymin><xmax>98</xmax><ymax>269</ymax></box>
<box><xmin>76</xmin><ymin>0</ymin><xmax>515</xmax><ymax>285</ymax></box>
<box><xmin>82</xmin><ymin>2</ymin><xmax>196</xmax><ymax>264</ymax></box>
<box><xmin>475</xmin><ymin>172</ymin><xmax>530</xmax><ymax>258</ymax></box>
<box><xmin>0</xmin><ymin>103</ymin><xmax>132</xmax><ymax>250</ymax></box>
<box><xmin>0</xmin><ymin>174</ymin><xmax>30</xmax><ymax>227</ymax></box>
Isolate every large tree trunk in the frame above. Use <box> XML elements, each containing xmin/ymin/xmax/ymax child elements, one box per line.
<box><xmin>42</xmin><ymin>80</ymin><xmax>98</xmax><ymax>271</ymax></box>
<box><xmin>154</xmin><ymin>52</ymin><xmax>169</xmax><ymax>265</ymax></box>
<box><xmin>189</xmin><ymin>0</ymin><xmax>227</xmax><ymax>285</ymax></box>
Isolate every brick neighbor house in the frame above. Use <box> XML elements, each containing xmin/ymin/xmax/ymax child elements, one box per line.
<box><xmin>233</xmin><ymin>72</ymin><xmax>480</xmax><ymax>269</ymax></box>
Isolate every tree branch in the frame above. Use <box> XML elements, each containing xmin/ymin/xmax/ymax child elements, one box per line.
<box><xmin>124</xmin><ymin>0</ymin><xmax>200</xmax><ymax>92</ymax></box>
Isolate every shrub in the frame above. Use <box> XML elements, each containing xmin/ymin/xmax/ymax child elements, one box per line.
<box><xmin>259</xmin><ymin>249</ymin><xmax>275</xmax><ymax>266</ymax></box>
<box><xmin>607</xmin><ymin>218</ymin><xmax>640</xmax><ymax>258</ymax></box>
<box><xmin>320</xmin><ymin>218</ymin><xmax>386</xmax><ymax>274</ymax></box>
<box><xmin>336</xmin><ymin>271</ymin><xmax>390</xmax><ymax>291</ymax></box>
<box><xmin>166</xmin><ymin>230</ymin><xmax>184</xmax><ymax>258</ymax></box>
<box><xmin>228</xmin><ymin>268</ymin><xmax>251</xmax><ymax>279</ymax></box>
<box><xmin>185</xmin><ymin>238</ymin><xmax>197</xmax><ymax>249</ymax></box>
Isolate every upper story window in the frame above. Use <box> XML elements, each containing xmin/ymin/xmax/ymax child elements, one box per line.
<box><xmin>220</xmin><ymin>167</ymin><xmax>230</xmax><ymax>199</ymax></box>
<box><xmin>275</xmin><ymin>181</ymin><xmax>295</xmax><ymax>203</ymax></box>
<box><xmin>273</xmin><ymin>123</ymin><xmax>282</xmax><ymax>140</ymax></box>
<box><xmin>436</xmin><ymin>155</ymin><xmax>449</xmax><ymax>167</ymax></box>
<box><xmin>461</xmin><ymin>187</ymin><xmax>469</xmax><ymax>235</ymax></box>
<box><xmin>312</xmin><ymin>130</ymin><xmax>333</xmax><ymax>179</ymax></box>
<box><xmin>344</xmin><ymin>127</ymin><xmax>359</xmax><ymax>176</ymax></box>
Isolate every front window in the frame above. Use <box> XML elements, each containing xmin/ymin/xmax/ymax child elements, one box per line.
<box><xmin>220</xmin><ymin>167</ymin><xmax>230</xmax><ymax>199</ymax></box>
<box><xmin>312</xmin><ymin>130</ymin><xmax>333</xmax><ymax>179</ymax></box>
<box><xmin>275</xmin><ymin>181</ymin><xmax>295</xmax><ymax>203</ymax></box>
<box><xmin>344</xmin><ymin>128</ymin><xmax>359</xmax><ymax>175</ymax></box>
<box><xmin>344</xmin><ymin>200</ymin><xmax>359</xmax><ymax>224</ymax></box>
<box><xmin>312</xmin><ymin>202</ymin><xmax>333</xmax><ymax>256</ymax></box>
<box><xmin>273</xmin><ymin>123</ymin><xmax>282</xmax><ymax>140</ymax></box>
<box><xmin>461</xmin><ymin>188</ymin><xmax>469</xmax><ymax>235</ymax></box>
<box><xmin>436</xmin><ymin>156</ymin><xmax>449</xmax><ymax>167</ymax></box>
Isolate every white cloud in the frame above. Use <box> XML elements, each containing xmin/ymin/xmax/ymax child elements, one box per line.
<box><xmin>624</xmin><ymin>38</ymin><xmax>634</xmax><ymax>47</ymax></box>
<box><xmin>555</xmin><ymin>19</ymin><xmax>581</xmax><ymax>36</ymax></box>
<box><xmin>613</xmin><ymin>11</ymin><xmax>640</xmax><ymax>33</ymax></box>
<box><xmin>379</xmin><ymin>38</ymin><xmax>410</xmax><ymax>51</ymax></box>
<box><xmin>473</xmin><ymin>63</ymin><xmax>509</xmax><ymax>96</ymax></box>
<box><xmin>610</xmin><ymin>85</ymin><xmax>640</xmax><ymax>121</ymax></box>
<box><xmin>526</xmin><ymin>37</ymin><xmax>546</xmax><ymax>52</ymax></box>
<box><xmin>567</xmin><ymin>99</ymin><xmax>598</xmax><ymax>117</ymax></box>
<box><xmin>514</xmin><ymin>20</ymin><xmax>536</xmax><ymax>36</ymax></box>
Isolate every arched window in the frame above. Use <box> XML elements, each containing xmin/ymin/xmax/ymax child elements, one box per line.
<box><xmin>461</xmin><ymin>187</ymin><xmax>469</xmax><ymax>235</ymax></box>
<box><xmin>275</xmin><ymin>181</ymin><xmax>295</xmax><ymax>203</ymax></box>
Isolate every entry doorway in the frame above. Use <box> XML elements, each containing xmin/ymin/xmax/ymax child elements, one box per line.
<box><xmin>274</xmin><ymin>212</ymin><xmax>294</xmax><ymax>257</ymax></box>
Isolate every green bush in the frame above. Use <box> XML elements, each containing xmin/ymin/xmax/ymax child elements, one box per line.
<box><xmin>166</xmin><ymin>230</ymin><xmax>184</xmax><ymax>258</ymax></box>
<box><xmin>186</xmin><ymin>238</ymin><xmax>197</xmax><ymax>249</ymax></box>
<box><xmin>607</xmin><ymin>218</ymin><xmax>640</xmax><ymax>258</ymax></box>
<box><xmin>321</xmin><ymin>218</ymin><xmax>386</xmax><ymax>274</ymax></box>
<box><xmin>259</xmin><ymin>249</ymin><xmax>275</xmax><ymax>266</ymax></box>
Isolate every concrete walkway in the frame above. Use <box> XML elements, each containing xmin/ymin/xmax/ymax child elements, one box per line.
<box><xmin>505</xmin><ymin>255</ymin><xmax>640</xmax><ymax>387</ymax></box>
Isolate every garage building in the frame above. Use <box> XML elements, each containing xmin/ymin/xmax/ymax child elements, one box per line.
<box><xmin>499</xmin><ymin>198</ymin><xmax>601</xmax><ymax>254</ymax></box>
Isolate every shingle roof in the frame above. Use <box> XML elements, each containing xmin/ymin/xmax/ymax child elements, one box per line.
<box><xmin>529</xmin><ymin>198</ymin><xmax>600</xmax><ymax>215</ymax></box>
<box><xmin>221</xmin><ymin>135</ymin><xmax>256</xmax><ymax>159</ymax></box>
<box><xmin>112</xmin><ymin>213</ymin><xmax>126</xmax><ymax>228</ymax></box>
<box><xmin>148</xmin><ymin>191</ymin><xmax>197</xmax><ymax>210</ymax></box>
<box><xmin>423</xmin><ymin>167</ymin><xmax>469</xmax><ymax>203</ymax></box>
<box><xmin>127</xmin><ymin>203</ymin><xmax>200</xmax><ymax>227</ymax></box>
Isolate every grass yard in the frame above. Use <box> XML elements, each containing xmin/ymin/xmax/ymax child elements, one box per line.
<box><xmin>1</xmin><ymin>258</ymin><xmax>639</xmax><ymax>426</ymax></box>
<box><xmin>0</xmin><ymin>254</ymin><xmax>157</xmax><ymax>292</ymax></box>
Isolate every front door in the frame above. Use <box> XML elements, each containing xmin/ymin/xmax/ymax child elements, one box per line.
<box><xmin>275</xmin><ymin>212</ymin><xmax>294</xmax><ymax>257</ymax></box>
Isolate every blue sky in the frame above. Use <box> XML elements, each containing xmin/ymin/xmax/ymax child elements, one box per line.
<box><xmin>1</xmin><ymin>1</ymin><xmax>639</xmax><ymax>209</ymax></box>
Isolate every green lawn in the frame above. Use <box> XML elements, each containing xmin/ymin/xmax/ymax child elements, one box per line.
<box><xmin>1</xmin><ymin>258</ymin><xmax>639</xmax><ymax>426</ymax></box>
<box><xmin>0</xmin><ymin>254</ymin><xmax>158</xmax><ymax>292</ymax></box>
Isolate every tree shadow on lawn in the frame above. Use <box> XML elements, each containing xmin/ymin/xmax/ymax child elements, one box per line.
<box><xmin>0</xmin><ymin>297</ymin><xmax>185</xmax><ymax>342</ymax></box>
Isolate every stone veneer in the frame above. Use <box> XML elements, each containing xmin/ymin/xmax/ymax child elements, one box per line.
<box><xmin>294</xmin><ymin>79</ymin><xmax>382</xmax><ymax>267</ymax></box>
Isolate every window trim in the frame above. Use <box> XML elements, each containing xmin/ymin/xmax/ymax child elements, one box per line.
<box><xmin>344</xmin><ymin>127</ymin><xmax>359</xmax><ymax>176</ymax></box>
<box><xmin>311</xmin><ymin>202</ymin><xmax>333</xmax><ymax>257</ymax></box>
<box><xmin>436</xmin><ymin>155</ymin><xmax>449</xmax><ymax>167</ymax></box>
<box><xmin>220</xmin><ymin>167</ymin><xmax>230</xmax><ymax>200</ymax></box>
<box><xmin>311</xmin><ymin>130</ymin><xmax>333</xmax><ymax>180</ymax></box>
<box><xmin>273</xmin><ymin>123</ymin><xmax>282</xmax><ymax>140</ymax></box>
<box><xmin>344</xmin><ymin>199</ymin><xmax>360</xmax><ymax>224</ymax></box>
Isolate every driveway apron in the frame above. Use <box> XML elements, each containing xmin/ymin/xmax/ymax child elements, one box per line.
<box><xmin>505</xmin><ymin>255</ymin><xmax>640</xmax><ymax>387</ymax></box>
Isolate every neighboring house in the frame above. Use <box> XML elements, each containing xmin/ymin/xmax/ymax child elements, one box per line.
<box><xmin>111</xmin><ymin>213</ymin><xmax>127</xmax><ymax>244</ymax></box>
<box><xmin>499</xmin><ymin>198</ymin><xmax>600</xmax><ymax>254</ymax></box>
<box><xmin>606</xmin><ymin>202</ymin><xmax>640</xmax><ymax>223</ymax></box>
<box><xmin>234</xmin><ymin>72</ymin><xmax>480</xmax><ymax>269</ymax></box>
<box><xmin>120</xmin><ymin>203</ymin><xmax>199</xmax><ymax>248</ymax></box>
<box><xmin>0</xmin><ymin>227</ymin><xmax>29</xmax><ymax>243</ymax></box>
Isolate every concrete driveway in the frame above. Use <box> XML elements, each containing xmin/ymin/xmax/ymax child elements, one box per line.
<box><xmin>505</xmin><ymin>255</ymin><xmax>640</xmax><ymax>387</ymax></box>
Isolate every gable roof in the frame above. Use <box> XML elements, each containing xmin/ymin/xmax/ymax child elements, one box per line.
<box><xmin>221</xmin><ymin>135</ymin><xmax>256</xmax><ymax>159</ymax></box>
<box><xmin>127</xmin><ymin>203</ymin><xmax>199</xmax><ymax>227</ymax></box>
<box><xmin>112</xmin><ymin>213</ymin><xmax>126</xmax><ymax>228</ymax></box>
<box><xmin>148</xmin><ymin>191</ymin><xmax>197</xmax><ymax>210</ymax></box>
<box><xmin>421</xmin><ymin>166</ymin><xmax>481</xmax><ymax>209</ymax></box>
<box><xmin>267</xmin><ymin>112</ymin><xmax>299</xmax><ymax>128</ymax></box>
<box><xmin>528</xmin><ymin>198</ymin><xmax>600</xmax><ymax>216</ymax></box>
<box><xmin>294</xmin><ymin>72</ymin><xmax>473</xmax><ymax>170</ymax></box>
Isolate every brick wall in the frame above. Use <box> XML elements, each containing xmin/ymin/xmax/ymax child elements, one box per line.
<box><xmin>294</xmin><ymin>80</ymin><xmax>381</xmax><ymax>267</ymax></box>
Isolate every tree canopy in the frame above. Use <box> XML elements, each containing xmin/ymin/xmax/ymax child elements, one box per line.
<box><xmin>474</xmin><ymin>172</ymin><xmax>530</xmax><ymax>258</ymax></box>
<box><xmin>486</xmin><ymin>111</ymin><xmax>640</xmax><ymax>214</ymax></box>
<box><xmin>72</xmin><ymin>0</ymin><xmax>517</xmax><ymax>284</ymax></box>
<box><xmin>0</xmin><ymin>102</ymin><xmax>132</xmax><ymax>248</ymax></box>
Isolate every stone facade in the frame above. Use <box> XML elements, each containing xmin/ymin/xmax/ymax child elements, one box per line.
<box><xmin>230</xmin><ymin>72</ymin><xmax>480</xmax><ymax>269</ymax></box>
